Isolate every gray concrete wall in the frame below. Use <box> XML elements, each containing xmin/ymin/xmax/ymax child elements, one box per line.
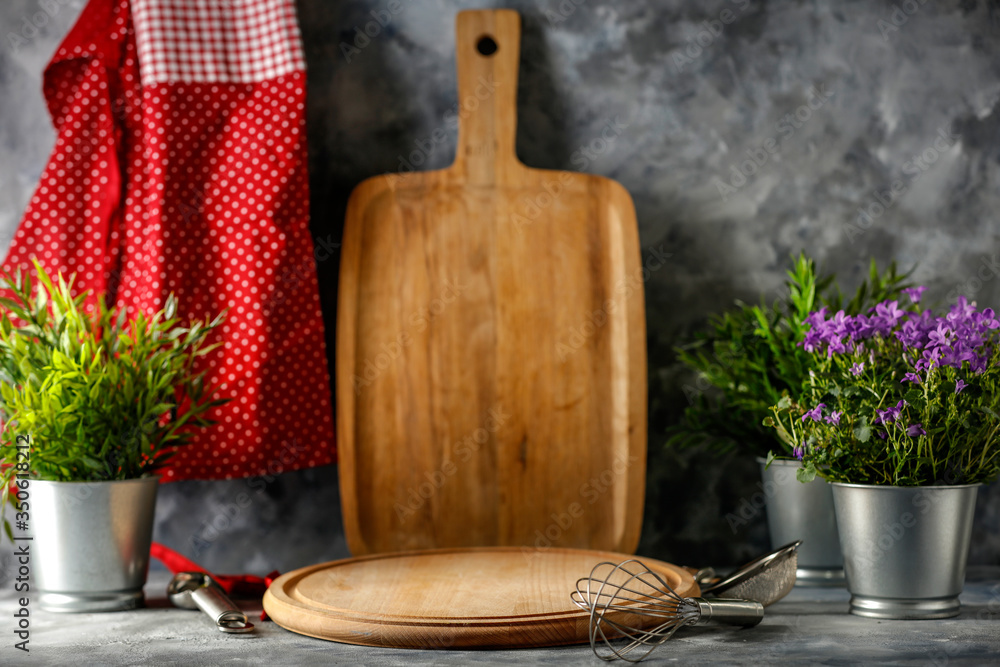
<box><xmin>1</xmin><ymin>0</ymin><xmax>998</xmax><ymax>574</ymax></box>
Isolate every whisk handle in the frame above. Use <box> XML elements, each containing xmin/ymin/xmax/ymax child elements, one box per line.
<box><xmin>691</xmin><ymin>598</ymin><xmax>764</xmax><ymax>627</ymax></box>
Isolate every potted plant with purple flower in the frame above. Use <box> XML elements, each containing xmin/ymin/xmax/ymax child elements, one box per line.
<box><xmin>671</xmin><ymin>254</ymin><xmax>909</xmax><ymax>585</ymax></box>
<box><xmin>767</xmin><ymin>287</ymin><xmax>1000</xmax><ymax>619</ymax></box>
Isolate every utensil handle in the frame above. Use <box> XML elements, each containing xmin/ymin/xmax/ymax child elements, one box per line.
<box><xmin>169</xmin><ymin>572</ymin><xmax>255</xmax><ymax>634</ymax></box>
<box><xmin>454</xmin><ymin>9</ymin><xmax>522</xmax><ymax>183</ymax></box>
<box><xmin>692</xmin><ymin>598</ymin><xmax>764</xmax><ymax>627</ymax></box>
<box><xmin>191</xmin><ymin>585</ymin><xmax>246</xmax><ymax>625</ymax></box>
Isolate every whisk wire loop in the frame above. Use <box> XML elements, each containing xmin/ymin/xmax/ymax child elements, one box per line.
<box><xmin>571</xmin><ymin>559</ymin><xmax>701</xmax><ymax>662</ymax></box>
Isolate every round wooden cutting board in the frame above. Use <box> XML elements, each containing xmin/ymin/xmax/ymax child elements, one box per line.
<box><xmin>263</xmin><ymin>547</ymin><xmax>697</xmax><ymax>649</ymax></box>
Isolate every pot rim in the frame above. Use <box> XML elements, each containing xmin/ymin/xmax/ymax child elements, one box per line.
<box><xmin>754</xmin><ymin>456</ymin><xmax>801</xmax><ymax>466</ymax></box>
<box><xmin>27</xmin><ymin>475</ymin><xmax>162</xmax><ymax>486</ymax></box>
<box><xmin>829</xmin><ymin>481</ymin><xmax>981</xmax><ymax>490</ymax></box>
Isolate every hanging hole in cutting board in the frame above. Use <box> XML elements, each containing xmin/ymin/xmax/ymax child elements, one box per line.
<box><xmin>477</xmin><ymin>35</ymin><xmax>498</xmax><ymax>56</ymax></box>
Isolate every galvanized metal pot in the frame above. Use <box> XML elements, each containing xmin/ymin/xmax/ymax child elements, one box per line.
<box><xmin>31</xmin><ymin>476</ymin><xmax>159</xmax><ymax>612</ymax></box>
<box><xmin>831</xmin><ymin>483</ymin><xmax>979</xmax><ymax>620</ymax></box>
<box><xmin>757</xmin><ymin>458</ymin><xmax>844</xmax><ymax>586</ymax></box>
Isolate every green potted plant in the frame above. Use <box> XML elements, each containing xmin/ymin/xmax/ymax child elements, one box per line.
<box><xmin>670</xmin><ymin>254</ymin><xmax>909</xmax><ymax>584</ymax></box>
<box><xmin>0</xmin><ymin>261</ymin><xmax>227</xmax><ymax>612</ymax></box>
<box><xmin>768</xmin><ymin>288</ymin><xmax>1000</xmax><ymax>618</ymax></box>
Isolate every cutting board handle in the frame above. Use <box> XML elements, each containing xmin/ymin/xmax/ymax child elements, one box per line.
<box><xmin>454</xmin><ymin>10</ymin><xmax>522</xmax><ymax>184</ymax></box>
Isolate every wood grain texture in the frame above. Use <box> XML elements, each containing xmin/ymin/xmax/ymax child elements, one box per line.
<box><xmin>336</xmin><ymin>9</ymin><xmax>646</xmax><ymax>556</ymax></box>
<box><xmin>262</xmin><ymin>548</ymin><xmax>696</xmax><ymax>648</ymax></box>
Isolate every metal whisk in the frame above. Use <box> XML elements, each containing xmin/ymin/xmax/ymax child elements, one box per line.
<box><xmin>571</xmin><ymin>559</ymin><xmax>764</xmax><ymax>663</ymax></box>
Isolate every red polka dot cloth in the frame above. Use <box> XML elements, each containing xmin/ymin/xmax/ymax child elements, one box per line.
<box><xmin>2</xmin><ymin>0</ymin><xmax>336</xmax><ymax>481</ymax></box>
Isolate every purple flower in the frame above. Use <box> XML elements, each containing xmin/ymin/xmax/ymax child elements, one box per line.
<box><xmin>955</xmin><ymin>378</ymin><xmax>967</xmax><ymax>394</ymax></box>
<box><xmin>824</xmin><ymin>410</ymin><xmax>842</xmax><ymax>425</ymax></box>
<box><xmin>793</xmin><ymin>444</ymin><xmax>805</xmax><ymax>461</ymax></box>
<box><xmin>949</xmin><ymin>296</ymin><xmax>977</xmax><ymax>322</ymax></box>
<box><xmin>896</xmin><ymin>320</ymin><xmax>926</xmax><ymax>349</ymax></box>
<box><xmin>827</xmin><ymin>339</ymin><xmax>848</xmax><ymax>357</ymax></box>
<box><xmin>802</xmin><ymin>295</ymin><xmax>1000</xmax><ymax>370</ymax></box>
<box><xmin>874</xmin><ymin>400</ymin><xmax>907</xmax><ymax>425</ymax></box>
<box><xmin>928</xmin><ymin>323</ymin><xmax>952</xmax><ymax>348</ymax></box>
<box><xmin>802</xmin><ymin>329</ymin><xmax>822</xmax><ymax>353</ymax></box>
<box><xmin>906</xmin><ymin>423</ymin><xmax>926</xmax><ymax>437</ymax></box>
<box><xmin>903</xmin><ymin>286</ymin><xmax>927</xmax><ymax>304</ymax></box>
<box><xmin>829</xmin><ymin>310</ymin><xmax>850</xmax><ymax>337</ymax></box>
<box><xmin>805</xmin><ymin>307</ymin><xmax>829</xmax><ymax>329</ymax></box>
<box><xmin>972</xmin><ymin>355</ymin><xmax>989</xmax><ymax>374</ymax></box>
<box><xmin>875</xmin><ymin>300</ymin><xmax>905</xmax><ymax>322</ymax></box>
<box><xmin>922</xmin><ymin>346</ymin><xmax>944</xmax><ymax>370</ymax></box>
<box><xmin>850</xmin><ymin>314</ymin><xmax>875</xmax><ymax>340</ymax></box>
<box><xmin>901</xmin><ymin>372</ymin><xmax>921</xmax><ymax>384</ymax></box>
<box><xmin>801</xmin><ymin>403</ymin><xmax>826</xmax><ymax>422</ymax></box>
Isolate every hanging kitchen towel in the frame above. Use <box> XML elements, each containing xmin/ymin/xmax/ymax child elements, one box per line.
<box><xmin>2</xmin><ymin>0</ymin><xmax>336</xmax><ymax>480</ymax></box>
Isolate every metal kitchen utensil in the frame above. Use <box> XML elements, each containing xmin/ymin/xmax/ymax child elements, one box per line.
<box><xmin>697</xmin><ymin>540</ymin><xmax>802</xmax><ymax>606</ymax></box>
<box><xmin>571</xmin><ymin>560</ymin><xmax>763</xmax><ymax>663</ymax></box>
<box><xmin>168</xmin><ymin>572</ymin><xmax>255</xmax><ymax>634</ymax></box>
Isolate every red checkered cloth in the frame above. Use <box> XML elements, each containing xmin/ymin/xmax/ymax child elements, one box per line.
<box><xmin>131</xmin><ymin>0</ymin><xmax>305</xmax><ymax>84</ymax></box>
<box><xmin>2</xmin><ymin>0</ymin><xmax>336</xmax><ymax>481</ymax></box>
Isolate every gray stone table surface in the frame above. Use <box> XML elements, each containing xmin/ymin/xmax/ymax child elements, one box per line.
<box><xmin>2</xmin><ymin>568</ymin><xmax>999</xmax><ymax>665</ymax></box>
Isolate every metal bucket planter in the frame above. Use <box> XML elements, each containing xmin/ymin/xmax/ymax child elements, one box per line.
<box><xmin>31</xmin><ymin>476</ymin><xmax>160</xmax><ymax>612</ymax></box>
<box><xmin>831</xmin><ymin>483</ymin><xmax>979</xmax><ymax>619</ymax></box>
<box><xmin>758</xmin><ymin>458</ymin><xmax>844</xmax><ymax>586</ymax></box>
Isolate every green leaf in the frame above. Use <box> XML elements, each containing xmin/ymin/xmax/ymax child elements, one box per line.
<box><xmin>81</xmin><ymin>456</ymin><xmax>104</xmax><ymax>471</ymax></box>
<box><xmin>854</xmin><ymin>414</ymin><xmax>871</xmax><ymax>443</ymax></box>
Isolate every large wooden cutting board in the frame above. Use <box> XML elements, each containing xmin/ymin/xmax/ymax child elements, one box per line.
<box><xmin>263</xmin><ymin>548</ymin><xmax>696</xmax><ymax>648</ymax></box>
<box><xmin>336</xmin><ymin>9</ymin><xmax>647</xmax><ymax>555</ymax></box>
